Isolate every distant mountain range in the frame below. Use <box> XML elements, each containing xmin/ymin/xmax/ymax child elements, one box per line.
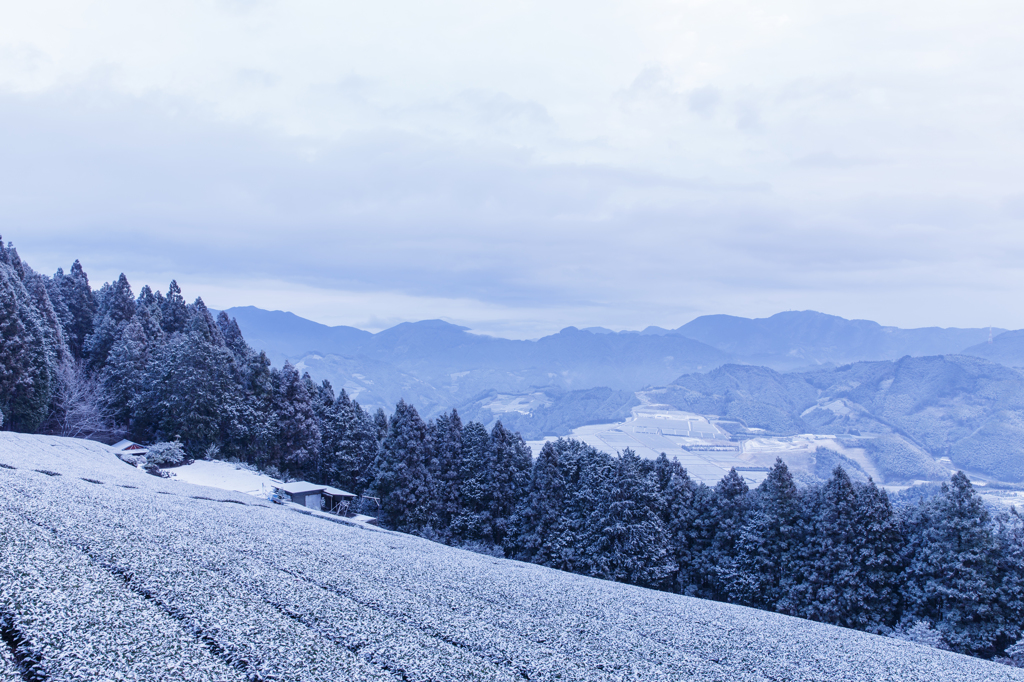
<box><xmin>223</xmin><ymin>306</ymin><xmax>1013</xmax><ymax>416</ymax></box>
<box><xmin>221</xmin><ymin>307</ymin><xmax>1024</xmax><ymax>481</ymax></box>
<box><xmin>675</xmin><ymin>311</ymin><xmax>1005</xmax><ymax>367</ymax></box>
<box><xmin>223</xmin><ymin>306</ymin><xmax>730</xmax><ymax>414</ymax></box>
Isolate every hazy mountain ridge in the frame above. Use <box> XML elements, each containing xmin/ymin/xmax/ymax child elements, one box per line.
<box><xmin>225</xmin><ymin>307</ymin><xmax>732</xmax><ymax>414</ymax></box>
<box><xmin>675</xmin><ymin>311</ymin><xmax>1004</xmax><ymax>370</ymax></box>
<box><xmin>225</xmin><ymin>307</ymin><xmax>1010</xmax><ymax>420</ymax></box>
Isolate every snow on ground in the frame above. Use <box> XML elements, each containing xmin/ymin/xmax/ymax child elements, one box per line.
<box><xmin>168</xmin><ymin>459</ymin><xmax>281</xmax><ymax>500</ymax></box>
<box><xmin>529</xmin><ymin>406</ymin><xmax>896</xmax><ymax>487</ymax></box>
<box><xmin>1</xmin><ymin>431</ymin><xmax>1022</xmax><ymax>682</ymax></box>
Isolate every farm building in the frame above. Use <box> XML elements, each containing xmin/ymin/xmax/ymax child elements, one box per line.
<box><xmin>274</xmin><ymin>481</ymin><xmax>326</xmax><ymax>509</ymax></box>
<box><xmin>272</xmin><ymin>481</ymin><xmax>371</xmax><ymax>521</ymax></box>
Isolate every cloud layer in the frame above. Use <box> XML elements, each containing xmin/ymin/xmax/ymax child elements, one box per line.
<box><xmin>3</xmin><ymin>1</ymin><xmax>1024</xmax><ymax>337</ymax></box>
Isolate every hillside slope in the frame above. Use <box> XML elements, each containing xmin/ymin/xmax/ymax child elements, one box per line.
<box><xmin>963</xmin><ymin>330</ymin><xmax>1024</xmax><ymax>368</ymax></box>
<box><xmin>1</xmin><ymin>433</ymin><xmax>1020</xmax><ymax>681</ymax></box>
<box><xmin>657</xmin><ymin>355</ymin><xmax>1024</xmax><ymax>482</ymax></box>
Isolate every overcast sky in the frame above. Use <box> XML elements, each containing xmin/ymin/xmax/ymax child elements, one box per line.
<box><xmin>3</xmin><ymin>1</ymin><xmax>1024</xmax><ymax>338</ymax></box>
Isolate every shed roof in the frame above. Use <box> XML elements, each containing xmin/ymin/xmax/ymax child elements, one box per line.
<box><xmin>322</xmin><ymin>486</ymin><xmax>356</xmax><ymax>498</ymax></box>
<box><xmin>111</xmin><ymin>439</ymin><xmax>148</xmax><ymax>453</ymax></box>
<box><xmin>275</xmin><ymin>481</ymin><xmax>325</xmax><ymax>495</ymax></box>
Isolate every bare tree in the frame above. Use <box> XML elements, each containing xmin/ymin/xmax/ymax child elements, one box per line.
<box><xmin>41</xmin><ymin>359</ymin><xmax>122</xmax><ymax>441</ymax></box>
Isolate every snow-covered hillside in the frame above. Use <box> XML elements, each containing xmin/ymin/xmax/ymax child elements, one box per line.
<box><xmin>1</xmin><ymin>432</ymin><xmax>1020</xmax><ymax>681</ymax></box>
<box><xmin>167</xmin><ymin>459</ymin><xmax>282</xmax><ymax>499</ymax></box>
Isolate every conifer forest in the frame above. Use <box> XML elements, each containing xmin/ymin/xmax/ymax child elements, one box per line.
<box><xmin>5</xmin><ymin>236</ymin><xmax>1024</xmax><ymax>663</ymax></box>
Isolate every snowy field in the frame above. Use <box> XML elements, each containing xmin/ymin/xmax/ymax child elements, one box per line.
<box><xmin>529</xmin><ymin>406</ymin><xmax>859</xmax><ymax>486</ymax></box>
<box><xmin>168</xmin><ymin>459</ymin><xmax>282</xmax><ymax>500</ymax></box>
<box><xmin>1</xmin><ymin>432</ymin><xmax>1021</xmax><ymax>681</ymax></box>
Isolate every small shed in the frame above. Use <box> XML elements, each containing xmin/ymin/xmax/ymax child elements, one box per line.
<box><xmin>274</xmin><ymin>481</ymin><xmax>325</xmax><ymax>510</ymax></box>
<box><xmin>111</xmin><ymin>439</ymin><xmax>149</xmax><ymax>457</ymax></box>
<box><xmin>322</xmin><ymin>486</ymin><xmax>356</xmax><ymax>514</ymax></box>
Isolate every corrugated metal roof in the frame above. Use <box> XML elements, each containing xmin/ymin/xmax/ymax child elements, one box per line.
<box><xmin>275</xmin><ymin>481</ymin><xmax>325</xmax><ymax>494</ymax></box>
<box><xmin>322</xmin><ymin>486</ymin><xmax>356</xmax><ymax>497</ymax></box>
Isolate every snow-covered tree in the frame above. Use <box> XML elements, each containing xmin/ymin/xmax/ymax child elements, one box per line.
<box><xmin>102</xmin><ymin>318</ymin><xmax>150</xmax><ymax>428</ymax></box>
<box><xmin>427</xmin><ymin>410</ymin><xmax>464</xmax><ymax>541</ymax></box>
<box><xmin>370</xmin><ymin>400</ymin><xmax>434</xmax><ymax>532</ymax></box>
<box><xmin>586</xmin><ymin>448</ymin><xmax>673</xmax><ymax>588</ymax></box>
<box><xmin>274</xmin><ymin>363</ymin><xmax>322</xmax><ymax>475</ymax></box>
<box><xmin>85</xmin><ymin>273</ymin><xmax>135</xmax><ymax>369</ymax></box>
<box><xmin>0</xmin><ymin>243</ymin><xmax>56</xmax><ymax>432</ymax></box>
<box><xmin>160</xmin><ymin>280</ymin><xmax>188</xmax><ymax>334</ymax></box>
<box><xmin>487</xmin><ymin>421</ymin><xmax>533</xmax><ymax>549</ymax></box>
<box><xmin>901</xmin><ymin>471</ymin><xmax>1003</xmax><ymax>655</ymax></box>
<box><xmin>724</xmin><ymin>458</ymin><xmax>800</xmax><ymax>609</ymax></box>
<box><xmin>511</xmin><ymin>439</ymin><xmax>570</xmax><ymax>564</ymax></box>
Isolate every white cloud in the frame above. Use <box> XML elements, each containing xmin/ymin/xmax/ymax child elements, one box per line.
<box><xmin>3</xmin><ymin>1</ymin><xmax>1024</xmax><ymax>335</ymax></box>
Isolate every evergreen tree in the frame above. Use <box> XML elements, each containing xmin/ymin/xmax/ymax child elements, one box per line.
<box><xmin>53</xmin><ymin>260</ymin><xmax>95</xmax><ymax>360</ymax></box>
<box><xmin>788</xmin><ymin>467</ymin><xmax>878</xmax><ymax>628</ymax></box>
<box><xmin>25</xmin><ymin>272</ymin><xmax>66</xmax><ymax>423</ymax></box>
<box><xmin>554</xmin><ymin>442</ymin><xmax>612</xmax><ymax>576</ymax></box>
<box><xmin>228</xmin><ymin>350</ymin><xmax>279</xmax><ymax>466</ymax></box>
<box><xmin>185</xmin><ymin>298</ymin><xmax>226</xmax><ymax>347</ymax></box>
<box><xmin>427</xmin><ymin>410</ymin><xmax>464</xmax><ymax>541</ymax></box>
<box><xmin>85</xmin><ymin>273</ymin><xmax>135</xmax><ymax>369</ymax></box>
<box><xmin>652</xmin><ymin>452</ymin><xmax>684</xmax><ymax>499</ymax></box>
<box><xmin>587</xmin><ymin>448</ymin><xmax>673</xmax><ymax>588</ymax></box>
<box><xmin>370</xmin><ymin>400</ymin><xmax>434</xmax><ymax>532</ymax></box>
<box><xmin>133</xmin><ymin>326</ymin><xmax>239</xmax><ymax>454</ymax></box>
<box><xmin>373</xmin><ymin>408</ymin><xmax>388</xmax><ymax>443</ymax></box>
<box><xmin>661</xmin><ymin>463</ymin><xmax>700</xmax><ymax>592</ymax></box>
<box><xmin>102</xmin><ymin>318</ymin><xmax>150</xmax><ymax>428</ymax></box>
<box><xmin>338</xmin><ymin>394</ymin><xmax>381</xmax><ymax>493</ymax></box>
<box><xmin>274</xmin><ymin>363</ymin><xmax>322</xmax><ymax>476</ymax></box>
<box><xmin>511</xmin><ymin>439</ymin><xmax>570</xmax><ymax>564</ymax></box>
<box><xmin>994</xmin><ymin>509</ymin><xmax>1024</xmax><ymax>658</ymax></box>
<box><xmin>134</xmin><ymin>285</ymin><xmax>165</xmax><ymax>341</ymax></box>
<box><xmin>902</xmin><ymin>472</ymin><xmax>1004</xmax><ymax>655</ymax></box>
<box><xmin>0</xmin><ymin>257</ymin><xmax>51</xmax><ymax>431</ymax></box>
<box><xmin>488</xmin><ymin>421</ymin><xmax>533</xmax><ymax>549</ymax></box>
<box><xmin>725</xmin><ymin>458</ymin><xmax>801</xmax><ymax>609</ymax></box>
<box><xmin>705</xmin><ymin>468</ymin><xmax>750</xmax><ymax>599</ymax></box>
<box><xmin>160</xmin><ymin>280</ymin><xmax>188</xmax><ymax>334</ymax></box>
<box><xmin>452</xmin><ymin>420</ymin><xmax>492</xmax><ymax>543</ymax></box>
<box><xmin>306</xmin><ymin>377</ymin><xmax>335</xmax><ymax>479</ymax></box>
<box><xmin>217</xmin><ymin>312</ymin><xmax>248</xmax><ymax>357</ymax></box>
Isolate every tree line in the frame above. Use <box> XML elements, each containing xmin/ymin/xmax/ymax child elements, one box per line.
<box><xmin>2</xmin><ymin>236</ymin><xmax>1023</xmax><ymax>663</ymax></box>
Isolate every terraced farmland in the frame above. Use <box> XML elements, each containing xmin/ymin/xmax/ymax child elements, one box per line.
<box><xmin>0</xmin><ymin>433</ymin><xmax>1020</xmax><ymax>681</ymax></box>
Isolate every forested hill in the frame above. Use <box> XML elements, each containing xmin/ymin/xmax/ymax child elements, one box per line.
<box><xmin>655</xmin><ymin>355</ymin><xmax>1024</xmax><ymax>481</ymax></box>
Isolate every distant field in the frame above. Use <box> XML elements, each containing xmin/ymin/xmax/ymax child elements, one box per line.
<box><xmin>528</xmin><ymin>406</ymin><xmax>867</xmax><ymax>487</ymax></box>
<box><xmin>1</xmin><ymin>432</ymin><xmax>1019</xmax><ymax>681</ymax></box>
